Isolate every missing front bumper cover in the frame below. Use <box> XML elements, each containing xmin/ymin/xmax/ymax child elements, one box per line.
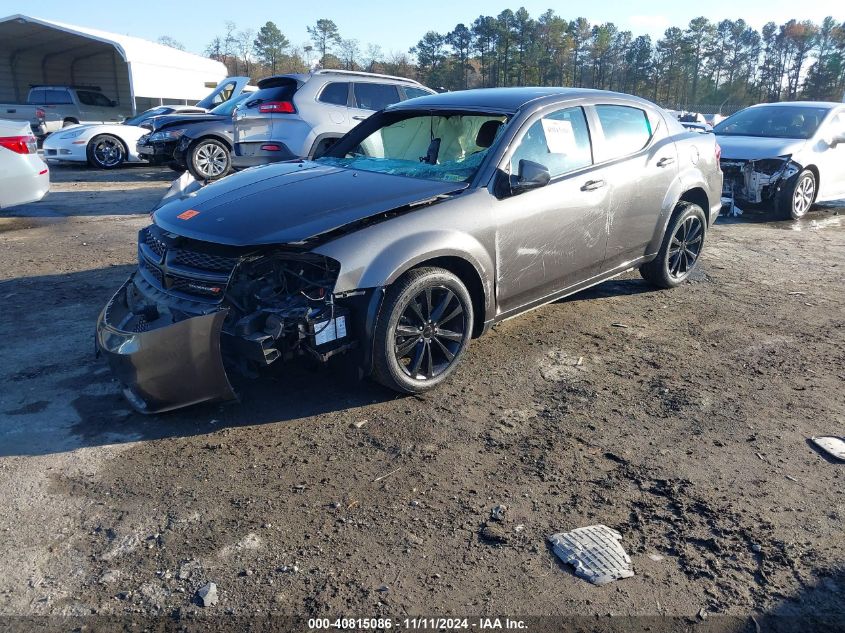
<box><xmin>96</xmin><ymin>279</ymin><xmax>236</xmax><ymax>414</ymax></box>
<box><xmin>720</xmin><ymin>158</ymin><xmax>801</xmax><ymax>215</ymax></box>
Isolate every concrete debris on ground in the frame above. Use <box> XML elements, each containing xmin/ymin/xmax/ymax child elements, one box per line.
<box><xmin>548</xmin><ymin>525</ymin><xmax>635</xmax><ymax>586</ymax></box>
<box><xmin>196</xmin><ymin>582</ymin><xmax>218</xmax><ymax>607</ymax></box>
<box><xmin>480</xmin><ymin>504</ymin><xmax>510</xmax><ymax>545</ymax></box>
<box><xmin>810</xmin><ymin>436</ymin><xmax>845</xmax><ymax>461</ymax></box>
<box><xmin>491</xmin><ymin>504</ymin><xmax>508</xmax><ymax>521</ymax></box>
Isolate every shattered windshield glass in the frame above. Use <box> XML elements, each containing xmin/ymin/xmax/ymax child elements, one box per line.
<box><xmin>317</xmin><ymin>112</ymin><xmax>509</xmax><ymax>183</ymax></box>
<box><xmin>714</xmin><ymin>105</ymin><xmax>831</xmax><ymax>139</ymax></box>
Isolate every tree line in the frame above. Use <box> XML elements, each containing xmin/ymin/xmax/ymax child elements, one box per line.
<box><xmin>160</xmin><ymin>10</ymin><xmax>845</xmax><ymax>111</ymax></box>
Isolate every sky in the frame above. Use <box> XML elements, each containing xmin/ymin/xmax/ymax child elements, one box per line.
<box><xmin>1</xmin><ymin>0</ymin><xmax>843</xmax><ymax>57</ymax></box>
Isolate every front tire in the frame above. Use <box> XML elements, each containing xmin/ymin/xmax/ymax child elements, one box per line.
<box><xmin>776</xmin><ymin>169</ymin><xmax>815</xmax><ymax>220</ymax></box>
<box><xmin>86</xmin><ymin>134</ymin><xmax>126</xmax><ymax>169</ymax></box>
<box><xmin>640</xmin><ymin>202</ymin><xmax>707</xmax><ymax>289</ymax></box>
<box><xmin>372</xmin><ymin>267</ymin><xmax>473</xmax><ymax>393</ymax></box>
<box><xmin>187</xmin><ymin>138</ymin><xmax>231</xmax><ymax>181</ymax></box>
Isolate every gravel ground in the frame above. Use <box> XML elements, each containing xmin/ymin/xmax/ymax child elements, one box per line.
<box><xmin>1</xmin><ymin>163</ymin><xmax>844</xmax><ymax>629</ymax></box>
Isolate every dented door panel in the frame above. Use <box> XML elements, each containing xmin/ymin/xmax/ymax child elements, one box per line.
<box><xmin>493</xmin><ymin>171</ymin><xmax>610</xmax><ymax>314</ymax></box>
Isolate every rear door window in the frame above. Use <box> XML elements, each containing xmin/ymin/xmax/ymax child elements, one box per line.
<box><xmin>318</xmin><ymin>82</ymin><xmax>350</xmax><ymax>106</ymax></box>
<box><xmin>353</xmin><ymin>83</ymin><xmax>401</xmax><ymax>111</ymax></box>
<box><xmin>47</xmin><ymin>89</ymin><xmax>74</xmax><ymax>104</ymax></box>
<box><xmin>76</xmin><ymin>91</ymin><xmax>111</xmax><ymax>107</ymax></box>
<box><xmin>403</xmin><ymin>86</ymin><xmax>434</xmax><ymax>100</ymax></box>
<box><xmin>595</xmin><ymin>105</ymin><xmax>653</xmax><ymax>160</ymax></box>
<box><xmin>28</xmin><ymin>89</ymin><xmax>47</xmax><ymax>104</ymax></box>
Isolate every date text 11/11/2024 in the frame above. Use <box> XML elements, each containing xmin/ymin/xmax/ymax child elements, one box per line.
<box><xmin>307</xmin><ymin>617</ymin><xmax>528</xmax><ymax>630</ymax></box>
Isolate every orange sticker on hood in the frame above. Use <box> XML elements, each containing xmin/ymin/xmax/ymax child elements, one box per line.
<box><xmin>177</xmin><ymin>209</ymin><xmax>200</xmax><ymax>220</ymax></box>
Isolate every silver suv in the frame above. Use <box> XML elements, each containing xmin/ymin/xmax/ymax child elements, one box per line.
<box><xmin>232</xmin><ymin>70</ymin><xmax>434</xmax><ymax>167</ymax></box>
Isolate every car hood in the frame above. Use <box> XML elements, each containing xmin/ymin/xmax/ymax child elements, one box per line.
<box><xmin>716</xmin><ymin>135</ymin><xmax>808</xmax><ymax>160</ymax></box>
<box><xmin>143</xmin><ymin>113</ymin><xmax>227</xmax><ymax>132</ymax></box>
<box><xmin>153</xmin><ymin>161</ymin><xmax>468</xmax><ymax>246</ymax></box>
<box><xmin>48</xmin><ymin>122</ymin><xmax>131</xmax><ymax>138</ymax></box>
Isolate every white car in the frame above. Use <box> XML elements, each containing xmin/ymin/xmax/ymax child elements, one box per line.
<box><xmin>42</xmin><ymin>105</ymin><xmax>206</xmax><ymax>168</ymax></box>
<box><xmin>42</xmin><ymin>77</ymin><xmax>254</xmax><ymax>169</ymax></box>
<box><xmin>0</xmin><ymin>119</ymin><xmax>49</xmax><ymax>208</ymax></box>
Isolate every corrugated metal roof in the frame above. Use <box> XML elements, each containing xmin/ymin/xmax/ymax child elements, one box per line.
<box><xmin>0</xmin><ymin>14</ymin><xmax>226</xmax><ymax>75</ymax></box>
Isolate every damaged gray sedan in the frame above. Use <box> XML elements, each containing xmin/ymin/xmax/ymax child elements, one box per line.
<box><xmin>716</xmin><ymin>102</ymin><xmax>845</xmax><ymax>218</ymax></box>
<box><xmin>96</xmin><ymin>87</ymin><xmax>722</xmax><ymax>413</ymax></box>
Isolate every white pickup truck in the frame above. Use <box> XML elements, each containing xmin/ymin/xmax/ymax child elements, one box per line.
<box><xmin>1</xmin><ymin>85</ymin><xmax>125</xmax><ymax>138</ymax></box>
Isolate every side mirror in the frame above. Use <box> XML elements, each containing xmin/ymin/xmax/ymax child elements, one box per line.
<box><xmin>830</xmin><ymin>132</ymin><xmax>845</xmax><ymax>147</ymax></box>
<box><xmin>512</xmin><ymin>159</ymin><xmax>550</xmax><ymax>194</ymax></box>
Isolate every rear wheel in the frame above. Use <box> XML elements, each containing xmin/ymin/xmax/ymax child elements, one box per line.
<box><xmin>640</xmin><ymin>202</ymin><xmax>707</xmax><ymax>288</ymax></box>
<box><xmin>372</xmin><ymin>267</ymin><xmax>473</xmax><ymax>393</ymax></box>
<box><xmin>86</xmin><ymin>134</ymin><xmax>126</xmax><ymax>169</ymax></box>
<box><xmin>187</xmin><ymin>138</ymin><xmax>231</xmax><ymax>181</ymax></box>
<box><xmin>776</xmin><ymin>169</ymin><xmax>815</xmax><ymax>220</ymax></box>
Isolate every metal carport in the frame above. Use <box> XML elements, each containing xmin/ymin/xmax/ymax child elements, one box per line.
<box><xmin>0</xmin><ymin>14</ymin><xmax>228</xmax><ymax>114</ymax></box>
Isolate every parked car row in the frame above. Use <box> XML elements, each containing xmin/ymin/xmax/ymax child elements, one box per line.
<box><xmin>134</xmin><ymin>70</ymin><xmax>436</xmax><ymax>181</ymax></box>
<box><xmin>42</xmin><ymin>77</ymin><xmax>254</xmax><ymax>169</ymax></box>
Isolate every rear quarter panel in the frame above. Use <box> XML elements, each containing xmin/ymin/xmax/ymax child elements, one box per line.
<box><xmin>646</xmin><ymin>127</ymin><xmax>722</xmax><ymax>254</ymax></box>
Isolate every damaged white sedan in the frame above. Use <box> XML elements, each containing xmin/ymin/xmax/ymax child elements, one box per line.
<box><xmin>715</xmin><ymin>102</ymin><xmax>845</xmax><ymax>219</ymax></box>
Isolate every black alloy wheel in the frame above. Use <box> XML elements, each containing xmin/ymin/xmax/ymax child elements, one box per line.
<box><xmin>640</xmin><ymin>202</ymin><xmax>707</xmax><ymax>288</ymax></box>
<box><xmin>394</xmin><ymin>285</ymin><xmax>467</xmax><ymax>380</ymax></box>
<box><xmin>372</xmin><ymin>267</ymin><xmax>473</xmax><ymax>393</ymax></box>
<box><xmin>667</xmin><ymin>215</ymin><xmax>704</xmax><ymax>281</ymax></box>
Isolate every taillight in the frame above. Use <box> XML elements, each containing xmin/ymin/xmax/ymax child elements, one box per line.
<box><xmin>35</xmin><ymin>108</ymin><xmax>45</xmax><ymax>120</ymax></box>
<box><xmin>259</xmin><ymin>101</ymin><xmax>296</xmax><ymax>114</ymax></box>
<box><xmin>715</xmin><ymin>142</ymin><xmax>722</xmax><ymax>162</ymax></box>
<box><xmin>0</xmin><ymin>135</ymin><xmax>37</xmax><ymax>154</ymax></box>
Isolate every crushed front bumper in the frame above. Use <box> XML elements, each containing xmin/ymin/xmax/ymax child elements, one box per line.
<box><xmin>719</xmin><ymin>157</ymin><xmax>801</xmax><ymax>216</ymax></box>
<box><xmin>95</xmin><ymin>279</ymin><xmax>236</xmax><ymax>414</ymax></box>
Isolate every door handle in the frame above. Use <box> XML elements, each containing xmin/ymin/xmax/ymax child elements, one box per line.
<box><xmin>581</xmin><ymin>179</ymin><xmax>606</xmax><ymax>191</ymax></box>
<box><xmin>352</xmin><ymin>115</ymin><xmax>367</xmax><ymax>121</ymax></box>
<box><xmin>657</xmin><ymin>157</ymin><xmax>675</xmax><ymax>167</ymax></box>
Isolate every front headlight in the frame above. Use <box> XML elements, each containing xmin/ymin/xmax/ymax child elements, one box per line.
<box><xmin>751</xmin><ymin>155</ymin><xmax>791</xmax><ymax>175</ymax></box>
<box><xmin>59</xmin><ymin>128</ymin><xmax>86</xmax><ymax>139</ymax></box>
<box><xmin>149</xmin><ymin>129</ymin><xmax>186</xmax><ymax>143</ymax></box>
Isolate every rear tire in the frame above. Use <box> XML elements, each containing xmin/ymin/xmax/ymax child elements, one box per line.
<box><xmin>187</xmin><ymin>138</ymin><xmax>231</xmax><ymax>181</ymax></box>
<box><xmin>86</xmin><ymin>134</ymin><xmax>126</xmax><ymax>169</ymax></box>
<box><xmin>640</xmin><ymin>202</ymin><xmax>707</xmax><ymax>289</ymax></box>
<box><xmin>775</xmin><ymin>169</ymin><xmax>815</xmax><ymax>220</ymax></box>
<box><xmin>371</xmin><ymin>267</ymin><xmax>473</xmax><ymax>393</ymax></box>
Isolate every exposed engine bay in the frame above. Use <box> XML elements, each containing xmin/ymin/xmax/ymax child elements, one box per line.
<box><xmin>720</xmin><ymin>157</ymin><xmax>801</xmax><ymax>216</ymax></box>
<box><xmin>96</xmin><ymin>225</ymin><xmax>358</xmax><ymax>413</ymax></box>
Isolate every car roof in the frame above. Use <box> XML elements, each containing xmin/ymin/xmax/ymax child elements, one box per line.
<box><xmin>747</xmin><ymin>101</ymin><xmax>840</xmax><ymax>109</ymax></box>
<box><xmin>258</xmin><ymin>70</ymin><xmax>423</xmax><ymax>89</ymax></box>
<box><xmin>387</xmin><ymin>87</ymin><xmax>656</xmax><ymax>114</ymax></box>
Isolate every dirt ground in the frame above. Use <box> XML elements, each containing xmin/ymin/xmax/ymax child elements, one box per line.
<box><xmin>1</xmin><ymin>163</ymin><xmax>844</xmax><ymax>630</ymax></box>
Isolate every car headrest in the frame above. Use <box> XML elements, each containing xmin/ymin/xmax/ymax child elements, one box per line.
<box><xmin>476</xmin><ymin>120</ymin><xmax>503</xmax><ymax>149</ymax></box>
